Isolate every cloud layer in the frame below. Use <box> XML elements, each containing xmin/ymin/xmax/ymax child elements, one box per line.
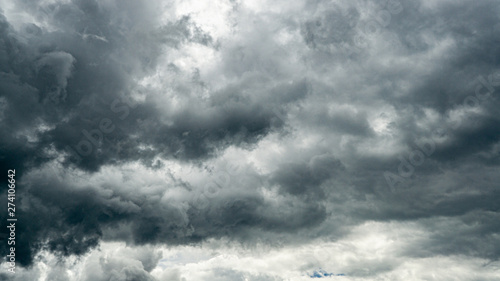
<box><xmin>0</xmin><ymin>0</ymin><xmax>499</xmax><ymax>280</ymax></box>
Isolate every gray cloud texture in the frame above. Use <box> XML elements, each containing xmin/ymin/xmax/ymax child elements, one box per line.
<box><xmin>1</xmin><ymin>0</ymin><xmax>500</xmax><ymax>279</ymax></box>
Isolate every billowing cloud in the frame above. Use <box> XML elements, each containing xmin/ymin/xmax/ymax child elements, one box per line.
<box><xmin>1</xmin><ymin>0</ymin><xmax>500</xmax><ymax>280</ymax></box>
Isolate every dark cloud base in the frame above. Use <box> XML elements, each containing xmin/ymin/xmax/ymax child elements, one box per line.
<box><xmin>1</xmin><ymin>0</ymin><xmax>500</xmax><ymax>279</ymax></box>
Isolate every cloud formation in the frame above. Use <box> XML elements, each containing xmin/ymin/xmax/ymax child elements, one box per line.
<box><xmin>1</xmin><ymin>0</ymin><xmax>500</xmax><ymax>279</ymax></box>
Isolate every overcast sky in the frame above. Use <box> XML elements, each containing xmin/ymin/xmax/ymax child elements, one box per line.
<box><xmin>0</xmin><ymin>0</ymin><xmax>500</xmax><ymax>280</ymax></box>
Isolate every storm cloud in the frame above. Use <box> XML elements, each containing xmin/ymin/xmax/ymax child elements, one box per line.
<box><xmin>1</xmin><ymin>0</ymin><xmax>500</xmax><ymax>280</ymax></box>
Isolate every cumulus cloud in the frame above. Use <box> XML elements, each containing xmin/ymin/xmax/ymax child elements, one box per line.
<box><xmin>1</xmin><ymin>0</ymin><xmax>500</xmax><ymax>280</ymax></box>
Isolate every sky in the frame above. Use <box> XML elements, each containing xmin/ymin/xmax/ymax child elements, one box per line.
<box><xmin>0</xmin><ymin>0</ymin><xmax>499</xmax><ymax>280</ymax></box>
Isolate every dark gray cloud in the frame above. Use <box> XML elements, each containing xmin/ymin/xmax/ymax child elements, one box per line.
<box><xmin>1</xmin><ymin>0</ymin><xmax>500</xmax><ymax>279</ymax></box>
<box><xmin>0</xmin><ymin>0</ymin><xmax>297</xmax><ymax>175</ymax></box>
